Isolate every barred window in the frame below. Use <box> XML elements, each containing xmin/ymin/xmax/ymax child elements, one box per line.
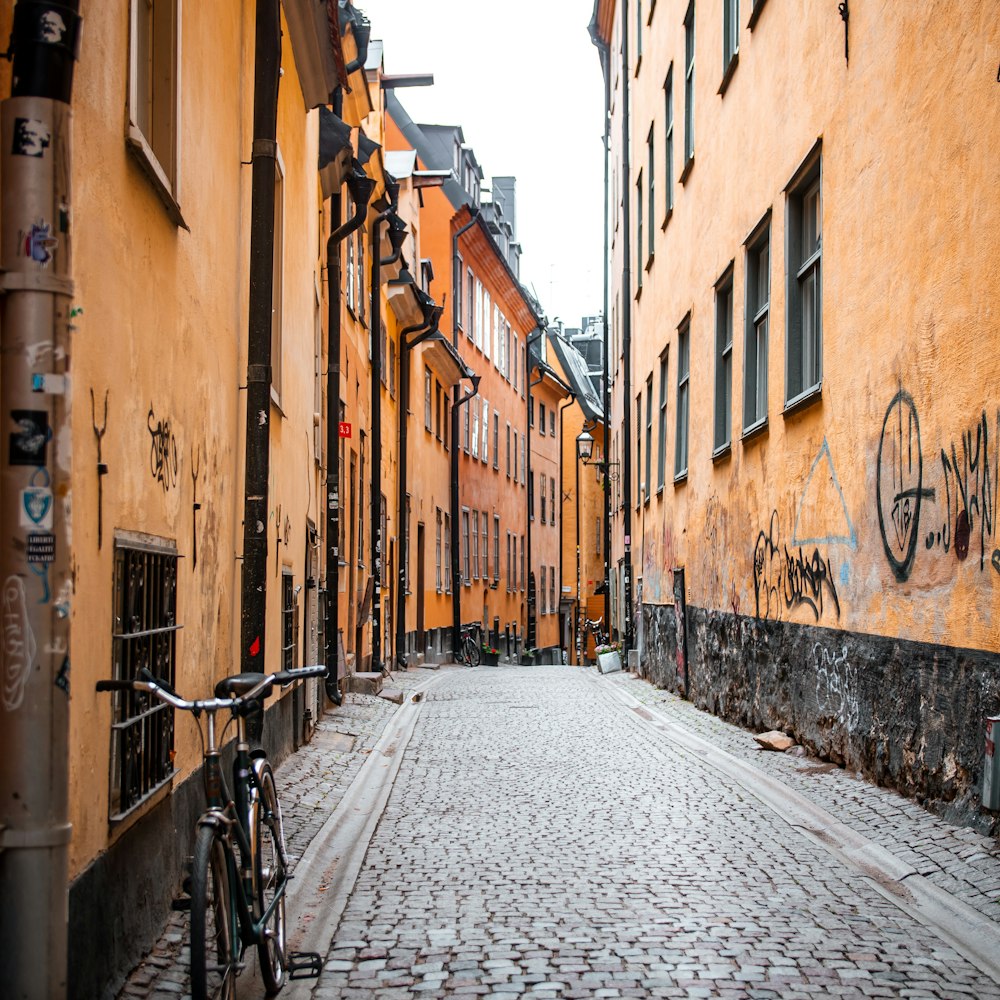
<box><xmin>109</xmin><ymin>536</ymin><xmax>179</xmax><ymax>819</ymax></box>
<box><xmin>281</xmin><ymin>572</ymin><xmax>299</xmax><ymax>672</ymax></box>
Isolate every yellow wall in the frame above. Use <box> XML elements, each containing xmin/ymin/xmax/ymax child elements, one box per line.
<box><xmin>613</xmin><ymin>0</ymin><xmax>1000</xmax><ymax>649</ymax></box>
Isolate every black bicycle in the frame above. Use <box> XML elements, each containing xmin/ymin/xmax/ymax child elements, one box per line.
<box><xmin>584</xmin><ymin>615</ymin><xmax>609</xmax><ymax>648</ymax></box>
<box><xmin>459</xmin><ymin>622</ymin><xmax>481</xmax><ymax>667</ymax></box>
<box><xmin>97</xmin><ymin>664</ymin><xmax>327</xmax><ymax>998</ymax></box>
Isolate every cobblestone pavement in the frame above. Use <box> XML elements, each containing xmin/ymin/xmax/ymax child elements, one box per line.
<box><xmin>117</xmin><ymin>667</ymin><xmax>444</xmax><ymax>1000</ymax></box>
<box><xmin>611</xmin><ymin>670</ymin><xmax>1000</xmax><ymax>923</ymax></box>
<box><xmin>313</xmin><ymin>665</ymin><xmax>999</xmax><ymax>1000</ymax></box>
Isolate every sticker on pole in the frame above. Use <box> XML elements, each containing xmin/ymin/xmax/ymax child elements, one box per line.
<box><xmin>26</xmin><ymin>532</ymin><xmax>55</xmax><ymax>564</ymax></box>
<box><xmin>20</xmin><ymin>487</ymin><xmax>53</xmax><ymax>530</ymax></box>
<box><xmin>338</xmin><ymin>421</ymin><xmax>352</xmax><ymax>438</ymax></box>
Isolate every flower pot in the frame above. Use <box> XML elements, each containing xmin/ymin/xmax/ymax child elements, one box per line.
<box><xmin>596</xmin><ymin>649</ymin><xmax>622</xmax><ymax>674</ymax></box>
<box><xmin>481</xmin><ymin>650</ymin><xmax>499</xmax><ymax>666</ymax></box>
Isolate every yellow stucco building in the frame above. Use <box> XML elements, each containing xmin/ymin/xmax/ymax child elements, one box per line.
<box><xmin>593</xmin><ymin>0</ymin><xmax>1000</xmax><ymax>820</ymax></box>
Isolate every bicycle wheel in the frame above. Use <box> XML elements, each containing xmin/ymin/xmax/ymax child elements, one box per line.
<box><xmin>252</xmin><ymin>762</ymin><xmax>287</xmax><ymax>995</ymax></box>
<box><xmin>465</xmin><ymin>636</ymin><xmax>481</xmax><ymax>667</ymax></box>
<box><xmin>190</xmin><ymin>824</ymin><xmax>236</xmax><ymax>1000</ymax></box>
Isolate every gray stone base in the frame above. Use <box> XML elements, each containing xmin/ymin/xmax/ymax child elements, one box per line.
<box><xmin>639</xmin><ymin>602</ymin><xmax>1000</xmax><ymax>832</ymax></box>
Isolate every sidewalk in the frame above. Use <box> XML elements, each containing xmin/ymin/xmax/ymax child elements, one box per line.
<box><xmin>603</xmin><ymin>668</ymin><xmax>1000</xmax><ymax>925</ymax></box>
<box><xmin>116</xmin><ymin>666</ymin><xmax>447</xmax><ymax>1000</ymax></box>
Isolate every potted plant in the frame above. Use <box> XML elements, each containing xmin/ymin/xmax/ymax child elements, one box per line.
<box><xmin>481</xmin><ymin>642</ymin><xmax>500</xmax><ymax>666</ymax></box>
<box><xmin>520</xmin><ymin>646</ymin><xmax>537</xmax><ymax>665</ymax></box>
<box><xmin>595</xmin><ymin>641</ymin><xmax>622</xmax><ymax>674</ymax></box>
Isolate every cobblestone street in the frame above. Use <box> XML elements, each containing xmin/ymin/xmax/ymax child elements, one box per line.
<box><xmin>307</xmin><ymin>666</ymin><xmax>1000</xmax><ymax>999</ymax></box>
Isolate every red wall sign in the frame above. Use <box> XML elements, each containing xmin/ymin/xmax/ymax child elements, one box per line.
<box><xmin>338</xmin><ymin>421</ymin><xmax>352</xmax><ymax>438</ymax></box>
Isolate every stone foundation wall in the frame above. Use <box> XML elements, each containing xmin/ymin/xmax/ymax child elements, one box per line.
<box><xmin>640</xmin><ymin>603</ymin><xmax>1000</xmax><ymax>832</ymax></box>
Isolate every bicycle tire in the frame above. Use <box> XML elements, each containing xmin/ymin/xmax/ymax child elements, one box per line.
<box><xmin>252</xmin><ymin>762</ymin><xmax>287</xmax><ymax>995</ymax></box>
<box><xmin>465</xmin><ymin>636</ymin><xmax>481</xmax><ymax>667</ymax></box>
<box><xmin>190</xmin><ymin>824</ymin><xmax>236</xmax><ymax>1000</ymax></box>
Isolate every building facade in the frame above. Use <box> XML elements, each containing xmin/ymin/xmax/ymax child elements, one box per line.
<box><xmin>593</xmin><ymin>0</ymin><xmax>1000</xmax><ymax>822</ymax></box>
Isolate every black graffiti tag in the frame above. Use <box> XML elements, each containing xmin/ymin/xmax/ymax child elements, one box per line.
<box><xmin>783</xmin><ymin>545</ymin><xmax>841</xmax><ymax>621</ymax></box>
<box><xmin>148</xmin><ymin>405</ymin><xmax>179</xmax><ymax>492</ymax></box>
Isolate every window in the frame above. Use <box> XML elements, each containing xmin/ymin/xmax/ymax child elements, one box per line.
<box><xmin>636</xmin><ymin>0</ymin><xmax>643</xmax><ymax>68</ymax></box>
<box><xmin>646</xmin><ymin>125</ymin><xmax>655</xmax><ymax>261</ymax></box>
<box><xmin>520</xmin><ymin>536</ymin><xmax>525</xmax><ymax>592</ymax></box>
<box><xmin>472</xmin><ymin>511</ymin><xmax>480</xmax><ymax>579</ymax></box>
<box><xmin>467</xmin><ymin>270</ymin><xmax>475</xmax><ymax>338</ymax></box>
<box><xmin>127</xmin><ymin>0</ymin><xmax>182</xmax><ymax>223</ymax></box>
<box><xmin>443</xmin><ymin>513</ymin><xmax>451</xmax><ymax>592</ymax></box>
<box><xmin>507</xmin><ymin>532</ymin><xmax>513</xmax><ymax>591</ymax></box>
<box><xmin>345</xmin><ymin>198</ymin><xmax>355</xmax><ymax>313</ymax></box>
<box><xmin>541</xmin><ymin>475</ymin><xmax>547</xmax><ymax>524</ymax></box>
<box><xmin>636</xmin><ymin>390</ymin><xmax>643</xmax><ymax>501</ymax></box>
<box><xmin>540</xmin><ymin>565</ymin><xmax>547</xmax><ymax>614</ymax></box>
<box><xmin>109</xmin><ymin>536</ymin><xmax>179</xmax><ymax>818</ymax></box>
<box><xmin>636</xmin><ymin>171</ymin><xmax>644</xmax><ymax>291</ymax></box>
<box><xmin>444</xmin><ymin>397</ymin><xmax>450</xmax><ymax>451</ymax></box>
<box><xmin>675</xmin><ymin>317</ymin><xmax>690</xmax><ymax>478</ymax></box>
<box><xmin>435</xmin><ymin>381</ymin><xmax>442</xmax><ymax>441</ymax></box>
<box><xmin>521</xmin><ymin>437</ymin><xmax>526</xmax><ymax>484</ymax></box>
<box><xmin>723</xmin><ymin>0</ymin><xmax>739</xmax><ymax>78</ymax></box>
<box><xmin>358</xmin><ymin>230</ymin><xmax>367</xmax><ymax>327</ymax></box>
<box><xmin>435</xmin><ymin>509</ymin><xmax>442</xmax><ymax>591</ymax></box>
<box><xmin>539</xmin><ymin>403</ymin><xmax>546</xmax><ymax>436</ymax></box>
<box><xmin>462</xmin><ymin>510</ymin><xmax>470</xmax><ymax>585</ymax></box>
<box><xmin>424</xmin><ymin>368</ymin><xmax>432</xmax><ymax>431</ymax></box>
<box><xmin>389</xmin><ymin>338</ymin><xmax>396</xmax><ymax>398</ymax></box>
<box><xmin>472</xmin><ymin>401</ymin><xmax>479</xmax><ymax>458</ymax></box>
<box><xmin>645</xmin><ymin>374</ymin><xmax>653</xmax><ymax>499</ymax></box>
<box><xmin>493</xmin><ymin>412</ymin><xmax>500</xmax><ymax>469</ymax></box>
<box><xmin>550</xmin><ymin>566</ymin><xmax>556</xmax><ymax>613</ymax></box>
<box><xmin>475</xmin><ymin>280</ymin><xmax>483</xmax><ymax>348</ymax></box>
<box><xmin>684</xmin><ymin>2</ymin><xmax>695</xmax><ymax>169</ymax></box>
<box><xmin>530</xmin><ymin>397</ymin><xmax>535</xmax><ymax>428</ymax></box>
<box><xmin>657</xmin><ymin>352</ymin><xmax>668</xmax><ymax>489</ymax></box>
<box><xmin>506</xmin><ymin>423</ymin><xmax>512</xmax><ymax>477</ymax></box>
<box><xmin>549</xmin><ymin>411</ymin><xmax>555</xmax><ymax>437</ymax></box>
<box><xmin>493</xmin><ymin>516</ymin><xmax>500</xmax><ymax>582</ymax></box>
<box><xmin>550</xmin><ymin>477</ymin><xmax>556</xmax><ymax>525</ymax></box>
<box><xmin>596</xmin><ymin>516</ymin><xmax>602</xmax><ymax>556</ymax></box>
<box><xmin>281</xmin><ymin>573</ymin><xmax>299</xmax><ymax>672</ymax></box>
<box><xmin>456</xmin><ymin>254</ymin><xmax>464</xmax><ymax>329</ymax></box>
<box><xmin>744</xmin><ymin>220</ymin><xmax>770</xmax><ymax>432</ymax></box>
<box><xmin>464</xmin><ymin>403</ymin><xmax>471</xmax><ymax>452</ymax></box>
<box><xmin>664</xmin><ymin>67</ymin><xmax>674</xmax><ymax>220</ymax></box>
<box><xmin>714</xmin><ymin>267</ymin><xmax>734</xmax><ymax>454</ymax></box>
<box><xmin>512</xmin><ymin>429</ymin><xmax>518</xmax><ymax>481</ymax></box>
<box><xmin>529</xmin><ymin>471</ymin><xmax>535</xmax><ymax>519</ymax></box>
<box><xmin>271</xmin><ymin>155</ymin><xmax>285</xmax><ymax>403</ymax></box>
<box><xmin>786</xmin><ymin>147</ymin><xmax>822</xmax><ymax>405</ymax></box>
<box><xmin>482</xmin><ymin>400</ymin><xmax>489</xmax><ymax>464</ymax></box>
<box><xmin>481</xmin><ymin>515</ymin><xmax>489</xmax><ymax>580</ymax></box>
<box><xmin>483</xmin><ymin>290</ymin><xmax>492</xmax><ymax>360</ymax></box>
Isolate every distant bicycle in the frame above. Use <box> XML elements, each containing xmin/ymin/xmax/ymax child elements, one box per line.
<box><xmin>459</xmin><ymin>622</ymin><xmax>482</xmax><ymax>667</ymax></box>
<box><xmin>584</xmin><ymin>615</ymin><xmax>608</xmax><ymax>648</ymax></box>
<box><xmin>96</xmin><ymin>663</ymin><xmax>327</xmax><ymax>999</ymax></box>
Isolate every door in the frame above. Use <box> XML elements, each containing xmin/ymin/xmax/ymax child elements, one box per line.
<box><xmin>416</xmin><ymin>523</ymin><xmax>425</xmax><ymax>650</ymax></box>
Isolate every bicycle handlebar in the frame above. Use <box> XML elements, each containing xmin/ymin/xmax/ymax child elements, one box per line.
<box><xmin>96</xmin><ymin>663</ymin><xmax>329</xmax><ymax>712</ymax></box>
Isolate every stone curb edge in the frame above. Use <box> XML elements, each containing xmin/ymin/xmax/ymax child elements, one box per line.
<box><xmin>593</xmin><ymin>670</ymin><xmax>1000</xmax><ymax>984</ymax></box>
<box><xmin>281</xmin><ymin>670</ymin><xmax>446</xmax><ymax>997</ymax></box>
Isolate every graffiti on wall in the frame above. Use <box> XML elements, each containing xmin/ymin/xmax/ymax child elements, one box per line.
<box><xmin>753</xmin><ymin>510</ymin><xmax>841</xmax><ymax>622</ymax></box>
<box><xmin>148</xmin><ymin>404</ymin><xmax>179</xmax><ymax>492</ymax></box>
<box><xmin>813</xmin><ymin>643</ymin><xmax>860</xmax><ymax>732</ymax></box>
<box><xmin>876</xmin><ymin>390</ymin><xmax>999</xmax><ymax>581</ymax></box>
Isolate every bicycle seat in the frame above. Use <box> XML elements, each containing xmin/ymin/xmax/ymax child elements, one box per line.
<box><xmin>215</xmin><ymin>672</ymin><xmax>273</xmax><ymax>699</ymax></box>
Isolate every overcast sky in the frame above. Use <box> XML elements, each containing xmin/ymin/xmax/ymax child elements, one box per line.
<box><xmin>369</xmin><ymin>0</ymin><xmax>606</xmax><ymax>329</ymax></box>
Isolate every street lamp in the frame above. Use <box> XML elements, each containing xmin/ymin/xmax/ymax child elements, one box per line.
<box><xmin>576</xmin><ymin>430</ymin><xmax>594</xmax><ymax>462</ymax></box>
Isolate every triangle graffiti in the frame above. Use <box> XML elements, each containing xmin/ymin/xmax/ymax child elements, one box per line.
<box><xmin>792</xmin><ymin>438</ymin><xmax>858</xmax><ymax>549</ymax></box>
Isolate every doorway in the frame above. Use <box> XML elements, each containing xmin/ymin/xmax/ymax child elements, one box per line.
<box><xmin>416</xmin><ymin>523</ymin><xmax>425</xmax><ymax>652</ymax></box>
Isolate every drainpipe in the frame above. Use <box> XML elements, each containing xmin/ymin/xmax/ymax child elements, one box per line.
<box><xmin>557</xmin><ymin>391</ymin><xmax>578</xmax><ymax>658</ymax></box>
<box><xmin>525</xmin><ymin>329</ymin><xmax>546</xmax><ymax>649</ymax></box>
<box><xmin>324</xmin><ymin>149</ymin><xmax>375</xmax><ymax>702</ymax></box>
<box><xmin>620</xmin><ymin>0</ymin><xmax>635</xmax><ymax>654</ymax></box>
<box><xmin>240</xmin><ymin>0</ymin><xmax>282</xmax><ymax>681</ymax></box>
<box><xmin>395</xmin><ymin>304</ymin><xmax>444</xmax><ymax>667</ymax></box>
<box><xmin>0</xmin><ymin>4</ymin><xmax>82</xmax><ymax>995</ymax></box>
<box><xmin>449</xmin><ymin>208</ymin><xmax>478</xmax><ymax>655</ymax></box>
<box><xmin>368</xmin><ymin>199</ymin><xmax>397</xmax><ymax>674</ymax></box>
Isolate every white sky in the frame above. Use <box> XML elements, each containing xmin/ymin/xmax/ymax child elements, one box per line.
<box><xmin>369</xmin><ymin>0</ymin><xmax>606</xmax><ymax>329</ymax></box>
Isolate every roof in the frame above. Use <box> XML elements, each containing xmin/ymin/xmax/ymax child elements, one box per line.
<box><xmin>385</xmin><ymin>91</ymin><xmax>472</xmax><ymax>211</ymax></box>
<box><xmin>548</xmin><ymin>332</ymin><xmax>604</xmax><ymax>423</ymax></box>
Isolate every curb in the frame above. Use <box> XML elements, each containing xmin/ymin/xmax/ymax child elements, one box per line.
<box><xmin>593</xmin><ymin>671</ymin><xmax>1000</xmax><ymax>984</ymax></box>
<box><xmin>281</xmin><ymin>670</ymin><xmax>444</xmax><ymax>997</ymax></box>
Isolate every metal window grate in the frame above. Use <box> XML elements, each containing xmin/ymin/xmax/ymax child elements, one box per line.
<box><xmin>110</xmin><ymin>541</ymin><xmax>179</xmax><ymax>819</ymax></box>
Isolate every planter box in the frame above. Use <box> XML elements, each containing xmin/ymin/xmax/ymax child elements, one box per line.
<box><xmin>597</xmin><ymin>650</ymin><xmax>622</xmax><ymax>674</ymax></box>
<box><xmin>481</xmin><ymin>651</ymin><xmax>499</xmax><ymax>666</ymax></box>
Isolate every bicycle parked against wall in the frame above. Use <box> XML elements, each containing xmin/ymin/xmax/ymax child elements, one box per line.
<box><xmin>96</xmin><ymin>663</ymin><xmax>327</xmax><ymax>999</ymax></box>
<box><xmin>459</xmin><ymin>622</ymin><xmax>482</xmax><ymax>667</ymax></box>
<box><xmin>584</xmin><ymin>615</ymin><xmax>609</xmax><ymax>649</ymax></box>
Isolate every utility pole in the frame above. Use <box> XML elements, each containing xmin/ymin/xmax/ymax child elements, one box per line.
<box><xmin>0</xmin><ymin>3</ymin><xmax>82</xmax><ymax>996</ymax></box>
